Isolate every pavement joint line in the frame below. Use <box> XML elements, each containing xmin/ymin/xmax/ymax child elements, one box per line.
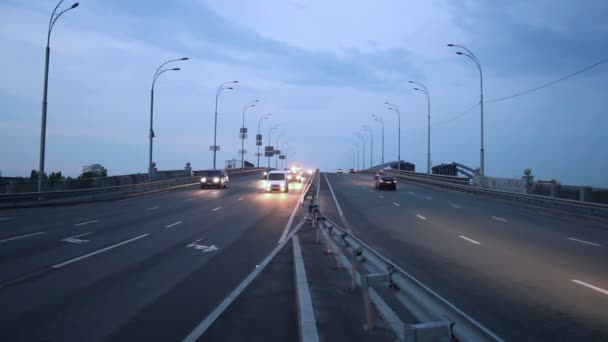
<box><xmin>146</xmin><ymin>206</ymin><xmax>159</xmax><ymax>211</ymax></box>
<box><xmin>74</xmin><ymin>220</ymin><xmax>99</xmax><ymax>226</ymax></box>
<box><xmin>52</xmin><ymin>234</ymin><xmax>149</xmax><ymax>268</ymax></box>
<box><xmin>568</xmin><ymin>237</ymin><xmax>601</xmax><ymax>247</ymax></box>
<box><xmin>491</xmin><ymin>216</ymin><xmax>508</xmax><ymax>222</ymax></box>
<box><xmin>451</xmin><ymin>204</ymin><xmax>461</xmax><ymax>208</ymax></box>
<box><xmin>459</xmin><ymin>235</ymin><xmax>481</xmax><ymax>245</ymax></box>
<box><xmin>393</xmin><ymin>202</ymin><xmax>400</xmax><ymax>207</ymax></box>
<box><xmin>293</xmin><ymin>235</ymin><xmax>320</xmax><ymax>342</ymax></box>
<box><xmin>323</xmin><ymin>173</ymin><xmax>344</xmax><ymax>218</ymax></box>
<box><xmin>0</xmin><ymin>231</ymin><xmax>46</xmax><ymax>244</ymax></box>
<box><xmin>183</xmin><ymin>218</ymin><xmax>306</xmax><ymax>342</ymax></box>
<box><xmin>571</xmin><ymin>280</ymin><xmax>608</xmax><ymax>296</ymax></box>
<box><xmin>211</xmin><ymin>207</ymin><xmax>223</xmax><ymax>211</ymax></box>
<box><xmin>416</xmin><ymin>214</ymin><xmax>427</xmax><ymax>220</ymax></box>
<box><xmin>165</xmin><ymin>221</ymin><xmax>183</xmax><ymax>228</ymax></box>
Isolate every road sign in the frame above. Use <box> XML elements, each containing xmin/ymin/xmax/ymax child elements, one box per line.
<box><xmin>210</xmin><ymin>145</ymin><xmax>220</xmax><ymax>151</ymax></box>
<box><xmin>264</xmin><ymin>152</ymin><xmax>274</xmax><ymax>157</ymax></box>
<box><xmin>265</xmin><ymin>146</ymin><xmax>274</xmax><ymax>152</ymax></box>
<box><xmin>279</xmin><ymin>155</ymin><xmax>285</xmax><ymax>160</ymax></box>
<box><xmin>240</xmin><ymin>127</ymin><xmax>248</xmax><ymax>133</ymax></box>
<box><xmin>239</xmin><ymin>149</ymin><xmax>247</xmax><ymax>155</ymax></box>
<box><xmin>256</xmin><ymin>134</ymin><xmax>263</xmax><ymax>146</ymax></box>
<box><xmin>255</xmin><ymin>153</ymin><xmax>262</xmax><ymax>157</ymax></box>
<box><xmin>239</xmin><ymin>133</ymin><xmax>248</xmax><ymax>139</ymax></box>
<box><xmin>274</xmin><ymin>149</ymin><xmax>281</xmax><ymax>155</ymax></box>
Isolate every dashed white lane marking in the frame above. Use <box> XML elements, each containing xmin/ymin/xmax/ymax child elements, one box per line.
<box><xmin>492</xmin><ymin>216</ymin><xmax>508</xmax><ymax>222</ymax></box>
<box><xmin>459</xmin><ymin>235</ymin><xmax>481</xmax><ymax>245</ymax></box>
<box><xmin>238</xmin><ymin>197</ymin><xmax>245</xmax><ymax>201</ymax></box>
<box><xmin>379</xmin><ymin>195</ymin><xmax>384</xmax><ymax>199</ymax></box>
<box><xmin>165</xmin><ymin>221</ymin><xmax>183</xmax><ymax>228</ymax></box>
<box><xmin>0</xmin><ymin>231</ymin><xmax>46</xmax><ymax>244</ymax></box>
<box><xmin>409</xmin><ymin>191</ymin><xmax>415</xmax><ymax>195</ymax></box>
<box><xmin>52</xmin><ymin>234</ymin><xmax>149</xmax><ymax>268</ymax></box>
<box><xmin>185</xmin><ymin>198</ymin><xmax>197</xmax><ymax>201</ymax></box>
<box><xmin>0</xmin><ymin>217</ymin><xmax>16</xmax><ymax>222</ymax></box>
<box><xmin>74</xmin><ymin>220</ymin><xmax>99</xmax><ymax>226</ymax></box>
<box><xmin>571</xmin><ymin>280</ymin><xmax>608</xmax><ymax>296</ymax></box>
<box><xmin>451</xmin><ymin>204</ymin><xmax>461</xmax><ymax>208</ymax></box>
<box><xmin>323</xmin><ymin>173</ymin><xmax>344</xmax><ymax>218</ymax></box>
<box><xmin>146</xmin><ymin>206</ymin><xmax>159</xmax><ymax>211</ymax></box>
<box><xmin>393</xmin><ymin>202</ymin><xmax>400</xmax><ymax>207</ymax></box>
<box><xmin>212</xmin><ymin>207</ymin><xmax>223</xmax><ymax>211</ymax></box>
<box><xmin>426</xmin><ymin>196</ymin><xmax>433</xmax><ymax>200</ymax></box>
<box><xmin>568</xmin><ymin>237</ymin><xmax>601</xmax><ymax>247</ymax></box>
<box><xmin>369</xmin><ymin>190</ymin><xmax>375</xmax><ymax>193</ymax></box>
<box><xmin>416</xmin><ymin>214</ymin><xmax>427</xmax><ymax>220</ymax></box>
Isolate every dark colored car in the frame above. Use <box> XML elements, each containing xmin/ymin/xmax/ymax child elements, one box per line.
<box><xmin>199</xmin><ymin>169</ymin><xmax>229</xmax><ymax>189</ymax></box>
<box><xmin>375</xmin><ymin>175</ymin><xmax>397</xmax><ymax>190</ymax></box>
<box><xmin>348</xmin><ymin>168</ymin><xmax>355</xmax><ymax>174</ymax></box>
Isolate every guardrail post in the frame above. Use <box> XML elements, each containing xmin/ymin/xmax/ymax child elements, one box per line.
<box><xmin>361</xmin><ymin>273</ymin><xmax>390</xmax><ymax>331</ymax></box>
<box><xmin>324</xmin><ymin>226</ymin><xmax>333</xmax><ymax>255</ymax></box>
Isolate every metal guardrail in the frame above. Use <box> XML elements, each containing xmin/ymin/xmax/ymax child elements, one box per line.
<box><xmin>382</xmin><ymin>170</ymin><xmax>608</xmax><ymax>219</ymax></box>
<box><xmin>0</xmin><ymin>168</ymin><xmax>265</xmax><ymax>209</ymax></box>
<box><xmin>373</xmin><ymin>168</ymin><xmax>471</xmax><ymax>186</ymax></box>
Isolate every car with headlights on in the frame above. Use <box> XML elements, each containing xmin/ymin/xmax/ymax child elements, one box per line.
<box><xmin>265</xmin><ymin>171</ymin><xmax>289</xmax><ymax>192</ymax></box>
<box><xmin>199</xmin><ymin>169</ymin><xmax>229</xmax><ymax>189</ymax></box>
<box><xmin>375</xmin><ymin>175</ymin><xmax>397</xmax><ymax>190</ymax></box>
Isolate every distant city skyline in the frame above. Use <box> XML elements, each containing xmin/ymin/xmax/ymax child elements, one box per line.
<box><xmin>1</xmin><ymin>0</ymin><xmax>607</xmax><ymax>187</ymax></box>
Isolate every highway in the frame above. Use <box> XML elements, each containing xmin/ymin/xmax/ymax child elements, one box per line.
<box><xmin>319</xmin><ymin>172</ymin><xmax>608</xmax><ymax>341</ymax></box>
<box><xmin>0</xmin><ymin>174</ymin><xmax>305</xmax><ymax>341</ymax></box>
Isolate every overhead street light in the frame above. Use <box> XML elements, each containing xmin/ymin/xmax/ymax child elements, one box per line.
<box><xmin>448</xmin><ymin>43</ymin><xmax>485</xmax><ymax>186</ymax></box>
<box><xmin>372</xmin><ymin>114</ymin><xmax>384</xmax><ymax>165</ymax></box>
<box><xmin>386</xmin><ymin>102</ymin><xmax>401</xmax><ymax>170</ymax></box>
<box><xmin>212</xmin><ymin>80</ymin><xmax>238</xmax><ymax>169</ymax></box>
<box><xmin>352</xmin><ymin>141</ymin><xmax>360</xmax><ymax>170</ymax></box>
<box><xmin>281</xmin><ymin>141</ymin><xmax>289</xmax><ymax>169</ymax></box>
<box><xmin>38</xmin><ymin>0</ymin><xmax>79</xmax><ymax>192</ymax></box>
<box><xmin>240</xmin><ymin>99</ymin><xmax>259</xmax><ymax>169</ymax></box>
<box><xmin>409</xmin><ymin>80</ymin><xmax>432</xmax><ymax>175</ymax></box>
<box><xmin>268</xmin><ymin>124</ymin><xmax>280</xmax><ymax>168</ymax></box>
<box><xmin>257</xmin><ymin>113</ymin><xmax>271</xmax><ymax>167</ymax></box>
<box><xmin>276</xmin><ymin>132</ymin><xmax>286</xmax><ymax>169</ymax></box>
<box><xmin>362</xmin><ymin>125</ymin><xmax>374</xmax><ymax>168</ymax></box>
<box><xmin>355</xmin><ymin>133</ymin><xmax>366</xmax><ymax>170</ymax></box>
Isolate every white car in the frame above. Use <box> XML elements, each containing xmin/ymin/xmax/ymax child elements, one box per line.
<box><xmin>265</xmin><ymin>171</ymin><xmax>289</xmax><ymax>193</ymax></box>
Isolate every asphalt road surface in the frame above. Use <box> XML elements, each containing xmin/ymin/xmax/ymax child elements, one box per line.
<box><xmin>0</xmin><ymin>174</ymin><xmax>306</xmax><ymax>341</ymax></box>
<box><xmin>319</xmin><ymin>172</ymin><xmax>608</xmax><ymax>341</ymax></box>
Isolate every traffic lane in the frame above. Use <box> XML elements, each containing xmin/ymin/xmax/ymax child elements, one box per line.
<box><xmin>0</xmin><ymin>175</ymin><xmax>260</xmax><ymax>236</ymax></box>
<box><xmin>322</xmin><ymin>173</ymin><xmax>608</xmax><ymax>340</ymax></box>
<box><xmin>337</xmin><ymin>173</ymin><xmax>608</xmax><ymax>261</ymax></box>
<box><xmin>0</xmin><ymin>180</ymin><xmax>305</xmax><ymax>341</ymax></box>
<box><xmin>0</xmin><ymin>176</ymin><xmax>266</xmax><ymax>286</ymax></box>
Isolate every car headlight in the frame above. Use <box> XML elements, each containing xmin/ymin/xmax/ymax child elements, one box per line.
<box><xmin>287</xmin><ymin>175</ymin><xmax>292</xmax><ymax>180</ymax></box>
<box><xmin>263</xmin><ymin>171</ymin><xmax>268</xmax><ymax>176</ymax></box>
<box><xmin>213</xmin><ymin>177</ymin><xmax>220</xmax><ymax>183</ymax></box>
<box><xmin>297</xmin><ymin>175</ymin><xmax>301</xmax><ymax>179</ymax></box>
<box><xmin>201</xmin><ymin>177</ymin><xmax>206</xmax><ymax>182</ymax></box>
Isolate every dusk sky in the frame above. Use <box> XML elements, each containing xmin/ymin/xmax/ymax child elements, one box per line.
<box><xmin>1</xmin><ymin>0</ymin><xmax>607</xmax><ymax>187</ymax></box>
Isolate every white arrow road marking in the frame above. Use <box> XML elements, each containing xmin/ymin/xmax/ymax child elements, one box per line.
<box><xmin>186</xmin><ymin>239</ymin><xmax>219</xmax><ymax>253</ymax></box>
<box><xmin>74</xmin><ymin>220</ymin><xmax>99</xmax><ymax>226</ymax></box>
<box><xmin>203</xmin><ymin>245</ymin><xmax>218</xmax><ymax>253</ymax></box>
<box><xmin>61</xmin><ymin>232</ymin><xmax>93</xmax><ymax>244</ymax></box>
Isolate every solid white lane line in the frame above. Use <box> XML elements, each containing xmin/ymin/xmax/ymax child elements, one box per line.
<box><xmin>416</xmin><ymin>214</ymin><xmax>427</xmax><ymax>220</ymax></box>
<box><xmin>292</xmin><ymin>235</ymin><xmax>320</xmax><ymax>342</ymax></box>
<box><xmin>379</xmin><ymin>195</ymin><xmax>384</xmax><ymax>199</ymax></box>
<box><xmin>426</xmin><ymin>196</ymin><xmax>433</xmax><ymax>200</ymax></box>
<box><xmin>212</xmin><ymin>207</ymin><xmax>223</xmax><ymax>211</ymax></box>
<box><xmin>323</xmin><ymin>173</ymin><xmax>344</xmax><ymax>218</ymax></box>
<box><xmin>238</xmin><ymin>197</ymin><xmax>245</xmax><ymax>201</ymax></box>
<box><xmin>184</xmin><ymin>219</ymin><xmax>306</xmax><ymax>342</ymax></box>
<box><xmin>492</xmin><ymin>216</ymin><xmax>508</xmax><ymax>222</ymax></box>
<box><xmin>63</xmin><ymin>232</ymin><xmax>93</xmax><ymax>240</ymax></box>
<box><xmin>0</xmin><ymin>231</ymin><xmax>46</xmax><ymax>244</ymax></box>
<box><xmin>393</xmin><ymin>202</ymin><xmax>400</xmax><ymax>207</ymax></box>
<box><xmin>52</xmin><ymin>234</ymin><xmax>149</xmax><ymax>268</ymax></box>
<box><xmin>0</xmin><ymin>217</ymin><xmax>16</xmax><ymax>222</ymax></box>
<box><xmin>278</xmin><ymin>192</ymin><xmax>302</xmax><ymax>244</ymax></box>
<box><xmin>459</xmin><ymin>236</ymin><xmax>480</xmax><ymax>245</ymax></box>
<box><xmin>451</xmin><ymin>204</ymin><xmax>461</xmax><ymax>208</ymax></box>
<box><xmin>74</xmin><ymin>220</ymin><xmax>99</xmax><ymax>226</ymax></box>
<box><xmin>571</xmin><ymin>280</ymin><xmax>608</xmax><ymax>296</ymax></box>
<box><xmin>165</xmin><ymin>221</ymin><xmax>183</xmax><ymax>228</ymax></box>
<box><xmin>568</xmin><ymin>237</ymin><xmax>601</xmax><ymax>247</ymax></box>
<box><xmin>146</xmin><ymin>206</ymin><xmax>159</xmax><ymax>211</ymax></box>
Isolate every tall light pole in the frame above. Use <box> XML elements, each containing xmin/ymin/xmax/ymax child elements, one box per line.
<box><xmin>355</xmin><ymin>133</ymin><xmax>366</xmax><ymax>169</ymax></box>
<box><xmin>240</xmin><ymin>99</ymin><xmax>259</xmax><ymax>169</ymax></box>
<box><xmin>257</xmin><ymin>113</ymin><xmax>271</xmax><ymax>167</ymax></box>
<box><xmin>386</xmin><ymin>102</ymin><xmax>401</xmax><ymax>170</ymax></box>
<box><xmin>268</xmin><ymin>124</ymin><xmax>279</xmax><ymax>168</ymax></box>
<box><xmin>281</xmin><ymin>142</ymin><xmax>289</xmax><ymax>169</ymax></box>
<box><xmin>353</xmin><ymin>142</ymin><xmax>360</xmax><ymax>170</ymax></box>
<box><xmin>213</xmin><ymin>80</ymin><xmax>238</xmax><ymax>169</ymax></box>
<box><xmin>287</xmin><ymin>151</ymin><xmax>296</xmax><ymax>169</ymax></box>
<box><xmin>372</xmin><ymin>114</ymin><xmax>384</xmax><ymax>165</ymax></box>
<box><xmin>362</xmin><ymin>126</ymin><xmax>374</xmax><ymax>168</ymax></box>
<box><xmin>149</xmin><ymin>58</ymin><xmax>188</xmax><ymax>182</ymax></box>
<box><xmin>409</xmin><ymin>80</ymin><xmax>431</xmax><ymax>175</ymax></box>
<box><xmin>275</xmin><ymin>132</ymin><xmax>285</xmax><ymax>169</ymax></box>
<box><xmin>38</xmin><ymin>0</ymin><xmax>79</xmax><ymax>192</ymax></box>
<box><xmin>448</xmin><ymin>43</ymin><xmax>484</xmax><ymax>186</ymax></box>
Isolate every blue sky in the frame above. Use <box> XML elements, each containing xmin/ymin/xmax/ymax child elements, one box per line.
<box><xmin>1</xmin><ymin>0</ymin><xmax>607</xmax><ymax>187</ymax></box>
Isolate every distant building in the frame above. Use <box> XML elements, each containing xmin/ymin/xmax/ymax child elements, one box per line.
<box><xmin>82</xmin><ymin>164</ymin><xmax>107</xmax><ymax>176</ymax></box>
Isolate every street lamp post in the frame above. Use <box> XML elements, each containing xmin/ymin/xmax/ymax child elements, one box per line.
<box><xmin>257</xmin><ymin>113</ymin><xmax>271</xmax><ymax>167</ymax></box>
<box><xmin>362</xmin><ymin>126</ymin><xmax>374</xmax><ymax>168</ymax></box>
<box><xmin>386</xmin><ymin>102</ymin><xmax>401</xmax><ymax>170</ymax></box>
<box><xmin>281</xmin><ymin>142</ymin><xmax>289</xmax><ymax>169</ymax></box>
<box><xmin>240</xmin><ymin>99</ymin><xmax>259</xmax><ymax>169</ymax></box>
<box><xmin>275</xmin><ymin>132</ymin><xmax>285</xmax><ymax>169</ymax></box>
<box><xmin>38</xmin><ymin>0</ymin><xmax>79</xmax><ymax>192</ymax></box>
<box><xmin>355</xmin><ymin>133</ymin><xmax>366</xmax><ymax>169</ymax></box>
<box><xmin>268</xmin><ymin>124</ymin><xmax>279</xmax><ymax>168</ymax></box>
<box><xmin>448</xmin><ymin>44</ymin><xmax>484</xmax><ymax>186</ymax></box>
<box><xmin>409</xmin><ymin>81</ymin><xmax>431</xmax><ymax>175</ymax></box>
<box><xmin>148</xmin><ymin>58</ymin><xmax>188</xmax><ymax>182</ymax></box>
<box><xmin>353</xmin><ymin>142</ymin><xmax>360</xmax><ymax>170</ymax></box>
<box><xmin>372</xmin><ymin>114</ymin><xmax>384</xmax><ymax>165</ymax></box>
<box><xmin>213</xmin><ymin>80</ymin><xmax>238</xmax><ymax>170</ymax></box>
